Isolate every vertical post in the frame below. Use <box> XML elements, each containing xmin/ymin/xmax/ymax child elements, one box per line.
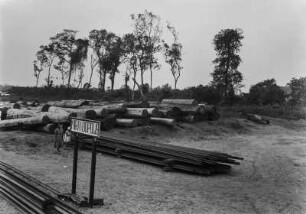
<box><xmin>71</xmin><ymin>134</ymin><xmax>79</xmax><ymax>194</ymax></box>
<box><xmin>89</xmin><ymin>138</ymin><xmax>97</xmax><ymax>207</ymax></box>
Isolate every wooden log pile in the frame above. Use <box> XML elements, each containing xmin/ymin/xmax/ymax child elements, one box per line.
<box><xmin>79</xmin><ymin>133</ymin><xmax>243</xmax><ymax>175</ymax></box>
<box><xmin>0</xmin><ymin>98</ymin><xmax>219</xmax><ymax>131</ymax></box>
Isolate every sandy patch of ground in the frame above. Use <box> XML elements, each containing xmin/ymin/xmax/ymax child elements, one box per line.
<box><xmin>0</xmin><ymin>117</ymin><xmax>306</xmax><ymax>214</ymax></box>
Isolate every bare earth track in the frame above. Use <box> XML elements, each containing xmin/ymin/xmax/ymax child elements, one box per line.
<box><xmin>0</xmin><ymin>117</ymin><xmax>306</xmax><ymax>214</ymax></box>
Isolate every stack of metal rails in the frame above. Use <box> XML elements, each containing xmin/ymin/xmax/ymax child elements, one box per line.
<box><xmin>0</xmin><ymin>161</ymin><xmax>82</xmax><ymax>214</ymax></box>
<box><xmin>80</xmin><ymin>133</ymin><xmax>243</xmax><ymax>175</ymax></box>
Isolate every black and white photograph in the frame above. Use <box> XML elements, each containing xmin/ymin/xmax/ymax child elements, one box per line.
<box><xmin>0</xmin><ymin>0</ymin><xmax>305</xmax><ymax>213</ymax></box>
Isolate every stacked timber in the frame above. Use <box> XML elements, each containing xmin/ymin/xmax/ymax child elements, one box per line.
<box><xmin>161</xmin><ymin>99</ymin><xmax>198</xmax><ymax>105</ymax></box>
<box><xmin>0</xmin><ymin>99</ymin><xmax>219</xmax><ymax>132</ymax></box>
<box><xmin>80</xmin><ymin>133</ymin><xmax>243</xmax><ymax>175</ymax></box>
<box><xmin>60</xmin><ymin>108</ymin><xmax>97</xmax><ymax>119</ymax></box>
<box><xmin>47</xmin><ymin>99</ymin><xmax>90</xmax><ymax>108</ymax></box>
<box><xmin>151</xmin><ymin>99</ymin><xmax>219</xmax><ymax>123</ymax></box>
<box><xmin>146</xmin><ymin>108</ymin><xmax>164</xmax><ymax>117</ymax></box>
<box><xmin>100</xmin><ymin>114</ymin><xmax>116</xmax><ymax>130</ymax></box>
<box><xmin>39</xmin><ymin>106</ymin><xmax>76</xmax><ymax>123</ymax></box>
<box><xmin>149</xmin><ymin>117</ymin><xmax>176</xmax><ymax>127</ymax></box>
<box><xmin>5</xmin><ymin>109</ymin><xmax>36</xmax><ymax>119</ymax></box>
<box><xmin>0</xmin><ymin>107</ymin><xmax>8</xmax><ymax>120</ymax></box>
<box><xmin>99</xmin><ymin>103</ymin><xmax>127</xmax><ymax>114</ymax></box>
<box><xmin>126</xmin><ymin>101</ymin><xmax>150</xmax><ymax>108</ymax></box>
<box><xmin>116</xmin><ymin>118</ymin><xmax>137</xmax><ymax>128</ymax></box>
<box><xmin>124</xmin><ymin>108</ymin><xmax>149</xmax><ymax>118</ymax></box>
<box><xmin>0</xmin><ymin>114</ymin><xmax>50</xmax><ymax>128</ymax></box>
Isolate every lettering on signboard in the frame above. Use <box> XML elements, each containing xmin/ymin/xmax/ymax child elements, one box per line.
<box><xmin>71</xmin><ymin>118</ymin><xmax>100</xmax><ymax>137</ymax></box>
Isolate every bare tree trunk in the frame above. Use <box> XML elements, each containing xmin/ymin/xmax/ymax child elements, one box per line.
<box><xmin>89</xmin><ymin>54</ymin><xmax>97</xmax><ymax>86</ymax></box>
<box><xmin>61</xmin><ymin>71</ymin><xmax>65</xmax><ymax>85</ymax></box>
<box><xmin>132</xmin><ymin>79</ymin><xmax>136</xmax><ymax>101</ymax></box>
<box><xmin>150</xmin><ymin>64</ymin><xmax>153</xmax><ymax>91</ymax></box>
<box><xmin>132</xmin><ymin>78</ymin><xmax>145</xmax><ymax>100</ymax></box>
<box><xmin>102</xmin><ymin>70</ymin><xmax>107</xmax><ymax>91</ymax></box>
<box><xmin>35</xmin><ymin>77</ymin><xmax>39</xmax><ymax>87</ymax></box>
<box><xmin>46</xmin><ymin>59</ymin><xmax>54</xmax><ymax>87</ymax></box>
<box><xmin>131</xmin><ymin>67</ymin><xmax>137</xmax><ymax>101</ymax></box>
<box><xmin>125</xmin><ymin>70</ymin><xmax>129</xmax><ymax>89</ymax></box>
<box><xmin>98</xmin><ymin>70</ymin><xmax>103</xmax><ymax>90</ymax></box>
<box><xmin>111</xmin><ymin>77</ymin><xmax>115</xmax><ymax>91</ymax></box>
<box><xmin>67</xmin><ymin>63</ymin><xmax>73</xmax><ymax>88</ymax></box>
<box><xmin>77</xmin><ymin>69</ymin><xmax>84</xmax><ymax>88</ymax></box>
<box><xmin>110</xmin><ymin>70</ymin><xmax>115</xmax><ymax>91</ymax></box>
<box><xmin>47</xmin><ymin>66</ymin><xmax>51</xmax><ymax>87</ymax></box>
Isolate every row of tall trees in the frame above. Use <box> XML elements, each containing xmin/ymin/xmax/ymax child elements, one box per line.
<box><xmin>33</xmin><ymin>10</ymin><xmax>183</xmax><ymax>98</ymax></box>
<box><xmin>33</xmin><ymin>9</ymin><xmax>249</xmax><ymax>104</ymax></box>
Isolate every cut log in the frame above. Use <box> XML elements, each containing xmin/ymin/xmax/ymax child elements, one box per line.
<box><xmin>0</xmin><ymin>115</ymin><xmax>50</xmax><ymax>128</ymax></box>
<box><xmin>6</xmin><ymin>108</ymin><xmax>36</xmax><ymax>120</ymax></box>
<box><xmin>146</xmin><ymin>108</ymin><xmax>163</xmax><ymax>117</ymax></box>
<box><xmin>17</xmin><ymin>100</ymin><xmax>28</xmax><ymax>106</ymax></box>
<box><xmin>149</xmin><ymin>117</ymin><xmax>176</xmax><ymax>127</ymax></box>
<box><xmin>92</xmin><ymin>108</ymin><xmax>108</xmax><ymax>118</ymax></box>
<box><xmin>241</xmin><ymin>113</ymin><xmax>270</xmax><ymax>124</ymax></box>
<box><xmin>126</xmin><ymin>101</ymin><xmax>150</xmax><ymax>108</ymax></box>
<box><xmin>124</xmin><ymin>108</ymin><xmax>149</xmax><ymax>118</ymax></box>
<box><xmin>13</xmin><ymin>103</ymin><xmax>21</xmax><ymax>109</ymax></box>
<box><xmin>100</xmin><ymin>103</ymin><xmax>127</xmax><ymax>114</ymax></box>
<box><xmin>30</xmin><ymin>99</ymin><xmax>40</xmax><ymax>107</ymax></box>
<box><xmin>148</xmin><ymin>101</ymin><xmax>160</xmax><ymax>107</ymax></box>
<box><xmin>135</xmin><ymin>118</ymin><xmax>150</xmax><ymax>126</ymax></box>
<box><xmin>116</xmin><ymin>118</ymin><xmax>137</xmax><ymax>128</ymax></box>
<box><xmin>154</xmin><ymin>103</ymin><xmax>204</xmax><ymax>114</ymax></box>
<box><xmin>100</xmin><ymin>114</ymin><xmax>116</xmax><ymax>131</ymax></box>
<box><xmin>77</xmin><ymin>105</ymin><xmax>108</xmax><ymax>117</ymax></box>
<box><xmin>37</xmin><ymin>112</ymin><xmax>75</xmax><ymax>123</ymax></box>
<box><xmin>182</xmin><ymin>115</ymin><xmax>198</xmax><ymax>123</ymax></box>
<box><xmin>198</xmin><ymin>104</ymin><xmax>219</xmax><ymax>121</ymax></box>
<box><xmin>0</xmin><ymin>107</ymin><xmax>8</xmax><ymax>120</ymax></box>
<box><xmin>41</xmin><ymin>104</ymin><xmax>51</xmax><ymax>112</ymax></box>
<box><xmin>60</xmin><ymin>108</ymin><xmax>97</xmax><ymax>119</ymax></box>
<box><xmin>163</xmin><ymin>107</ymin><xmax>183</xmax><ymax>119</ymax></box>
<box><xmin>35</xmin><ymin>123</ymin><xmax>57</xmax><ymax>134</ymax></box>
<box><xmin>161</xmin><ymin>99</ymin><xmax>198</xmax><ymax>105</ymax></box>
<box><xmin>42</xmin><ymin>106</ymin><xmax>76</xmax><ymax>123</ymax></box>
<box><xmin>47</xmin><ymin>99</ymin><xmax>90</xmax><ymax>108</ymax></box>
<box><xmin>0</xmin><ymin>102</ymin><xmax>21</xmax><ymax>109</ymax></box>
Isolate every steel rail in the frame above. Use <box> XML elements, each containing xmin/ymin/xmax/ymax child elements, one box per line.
<box><xmin>81</xmin><ymin>135</ymin><xmax>240</xmax><ymax>167</ymax></box>
<box><xmin>0</xmin><ymin>161</ymin><xmax>83</xmax><ymax>214</ymax></box>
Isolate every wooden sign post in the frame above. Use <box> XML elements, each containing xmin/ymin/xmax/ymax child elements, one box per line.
<box><xmin>69</xmin><ymin>118</ymin><xmax>103</xmax><ymax>207</ymax></box>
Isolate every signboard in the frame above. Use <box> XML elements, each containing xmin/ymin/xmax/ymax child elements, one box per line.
<box><xmin>71</xmin><ymin>118</ymin><xmax>100</xmax><ymax>137</ymax></box>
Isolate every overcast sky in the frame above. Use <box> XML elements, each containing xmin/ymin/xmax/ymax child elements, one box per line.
<box><xmin>0</xmin><ymin>0</ymin><xmax>305</xmax><ymax>91</ymax></box>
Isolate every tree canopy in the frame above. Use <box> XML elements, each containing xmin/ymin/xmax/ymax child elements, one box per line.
<box><xmin>287</xmin><ymin>77</ymin><xmax>306</xmax><ymax>104</ymax></box>
<box><xmin>50</xmin><ymin>29</ymin><xmax>89</xmax><ymax>88</ymax></box>
<box><xmin>163</xmin><ymin>23</ymin><xmax>183</xmax><ymax>89</ymax></box>
<box><xmin>248</xmin><ymin>79</ymin><xmax>285</xmax><ymax>105</ymax></box>
<box><xmin>211</xmin><ymin>29</ymin><xmax>244</xmax><ymax>104</ymax></box>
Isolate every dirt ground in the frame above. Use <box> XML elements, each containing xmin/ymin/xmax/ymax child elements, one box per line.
<box><xmin>0</xmin><ymin>116</ymin><xmax>306</xmax><ymax>214</ymax></box>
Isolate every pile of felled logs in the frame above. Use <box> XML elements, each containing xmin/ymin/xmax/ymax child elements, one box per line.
<box><xmin>149</xmin><ymin>99</ymin><xmax>219</xmax><ymax>123</ymax></box>
<box><xmin>0</xmin><ymin>99</ymin><xmax>219</xmax><ymax>133</ymax></box>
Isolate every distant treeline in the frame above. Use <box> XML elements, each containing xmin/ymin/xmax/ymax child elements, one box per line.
<box><xmin>2</xmin><ymin>76</ymin><xmax>305</xmax><ymax>107</ymax></box>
